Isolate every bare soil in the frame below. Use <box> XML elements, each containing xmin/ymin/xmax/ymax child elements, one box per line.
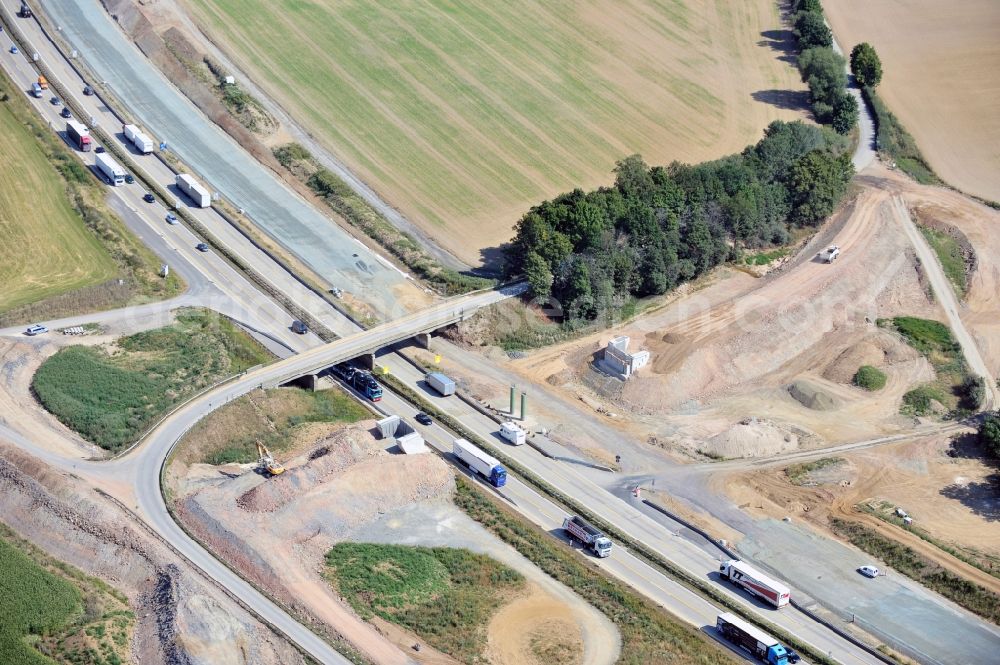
<box><xmin>485</xmin><ymin>582</ymin><xmax>584</xmax><ymax>665</ymax></box>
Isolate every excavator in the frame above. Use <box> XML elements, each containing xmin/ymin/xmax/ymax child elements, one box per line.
<box><xmin>255</xmin><ymin>441</ymin><xmax>285</xmax><ymax>476</ymax></box>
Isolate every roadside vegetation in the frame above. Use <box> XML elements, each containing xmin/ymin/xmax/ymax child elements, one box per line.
<box><xmin>977</xmin><ymin>412</ymin><xmax>1000</xmax><ymax>460</ymax></box>
<box><xmin>0</xmin><ymin>68</ymin><xmax>182</xmax><ymax>326</ymax></box>
<box><xmin>785</xmin><ymin>457</ymin><xmax>844</xmax><ymax>485</ymax></box>
<box><xmin>32</xmin><ymin>308</ymin><xmax>271</xmax><ymax>452</ymax></box>
<box><xmin>830</xmin><ymin>518</ymin><xmax>1000</xmax><ymax>625</ymax></box>
<box><xmin>918</xmin><ymin>226</ymin><xmax>967</xmax><ymax>296</ymax></box>
<box><xmin>325</xmin><ymin>543</ymin><xmax>523</xmax><ymax>663</ymax></box>
<box><xmin>273</xmin><ymin>143</ymin><xmax>493</xmax><ymax>295</ymax></box>
<box><xmin>853</xmin><ymin>365</ymin><xmax>887</xmax><ymax>391</ymax></box>
<box><xmin>744</xmin><ymin>247</ymin><xmax>791</xmax><ymax>266</ymax></box>
<box><xmin>508</xmin><ymin>121</ymin><xmax>852</xmax><ymax>325</ymax></box>
<box><xmin>878</xmin><ymin>316</ymin><xmax>981</xmax><ymax>415</ymax></box>
<box><xmin>862</xmin><ymin>88</ymin><xmax>939</xmax><ymax>185</ymax></box>
<box><xmin>791</xmin><ymin>0</ymin><xmax>858</xmax><ymax>134</ymax></box>
<box><xmin>175</xmin><ymin>386</ymin><xmax>369</xmax><ymax>465</ymax></box>
<box><xmin>0</xmin><ymin>523</ymin><xmax>134</xmax><ymax>665</ymax></box>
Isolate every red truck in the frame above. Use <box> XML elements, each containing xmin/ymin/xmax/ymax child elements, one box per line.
<box><xmin>66</xmin><ymin>121</ymin><xmax>92</xmax><ymax>152</ymax></box>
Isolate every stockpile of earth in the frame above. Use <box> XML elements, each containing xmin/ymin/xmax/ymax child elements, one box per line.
<box><xmin>701</xmin><ymin>418</ymin><xmax>799</xmax><ymax>459</ymax></box>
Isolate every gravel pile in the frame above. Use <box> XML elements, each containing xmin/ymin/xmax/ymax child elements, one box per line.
<box><xmin>702</xmin><ymin>418</ymin><xmax>799</xmax><ymax>458</ymax></box>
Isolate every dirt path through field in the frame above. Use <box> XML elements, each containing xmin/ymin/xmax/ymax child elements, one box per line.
<box><xmin>485</xmin><ymin>582</ymin><xmax>584</xmax><ymax>665</ymax></box>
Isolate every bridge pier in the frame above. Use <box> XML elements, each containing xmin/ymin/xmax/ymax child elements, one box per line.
<box><xmin>358</xmin><ymin>353</ymin><xmax>376</xmax><ymax>371</ymax></box>
<box><xmin>414</xmin><ymin>332</ymin><xmax>432</xmax><ymax>350</ymax></box>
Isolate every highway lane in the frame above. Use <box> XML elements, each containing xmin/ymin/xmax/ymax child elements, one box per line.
<box><xmin>26</xmin><ymin>0</ymin><xmax>410</xmax><ymax>318</ymax></box>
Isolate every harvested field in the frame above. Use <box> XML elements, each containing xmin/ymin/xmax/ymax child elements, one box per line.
<box><xmin>181</xmin><ymin>0</ymin><xmax>808</xmax><ymax>263</ymax></box>
<box><xmin>825</xmin><ymin>1</ymin><xmax>1000</xmax><ymax>202</ymax></box>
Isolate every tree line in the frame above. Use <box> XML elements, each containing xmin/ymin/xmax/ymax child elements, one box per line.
<box><xmin>791</xmin><ymin>0</ymin><xmax>858</xmax><ymax>134</ymax></box>
<box><xmin>505</xmin><ymin>121</ymin><xmax>853</xmax><ymax>323</ymax></box>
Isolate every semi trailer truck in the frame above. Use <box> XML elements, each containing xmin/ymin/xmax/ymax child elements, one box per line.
<box><xmin>453</xmin><ymin>438</ymin><xmax>506</xmax><ymax>487</ymax></box>
<box><xmin>95</xmin><ymin>152</ymin><xmax>125</xmax><ymax>186</ymax></box>
<box><xmin>719</xmin><ymin>560</ymin><xmax>790</xmax><ymax>608</ymax></box>
<box><xmin>176</xmin><ymin>173</ymin><xmax>211</xmax><ymax>207</ymax></box>
<box><xmin>562</xmin><ymin>515</ymin><xmax>613</xmax><ymax>557</ymax></box>
<box><xmin>716</xmin><ymin>613</ymin><xmax>799</xmax><ymax>664</ymax></box>
<box><xmin>66</xmin><ymin>121</ymin><xmax>92</xmax><ymax>151</ymax></box>
<box><xmin>123</xmin><ymin>124</ymin><xmax>154</xmax><ymax>153</ymax></box>
<box><xmin>425</xmin><ymin>372</ymin><xmax>456</xmax><ymax>396</ymax></box>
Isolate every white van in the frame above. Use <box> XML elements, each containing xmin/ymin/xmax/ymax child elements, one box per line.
<box><xmin>31</xmin><ymin>82</ymin><xmax>42</xmax><ymax>98</ymax></box>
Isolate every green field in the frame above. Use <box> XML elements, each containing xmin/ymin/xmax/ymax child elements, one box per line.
<box><xmin>325</xmin><ymin>543</ymin><xmax>523</xmax><ymax>663</ymax></box>
<box><xmin>0</xmin><ymin>524</ymin><xmax>134</xmax><ymax>665</ymax></box>
<box><xmin>32</xmin><ymin>308</ymin><xmax>271</xmax><ymax>452</ymax></box>
<box><xmin>184</xmin><ymin>0</ymin><xmax>805</xmax><ymax>260</ymax></box>
<box><xmin>0</xmin><ymin>90</ymin><xmax>118</xmax><ymax>313</ymax></box>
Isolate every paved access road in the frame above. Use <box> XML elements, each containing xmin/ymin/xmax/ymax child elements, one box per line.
<box><xmin>28</xmin><ymin>0</ymin><xmax>410</xmax><ymax>318</ymax></box>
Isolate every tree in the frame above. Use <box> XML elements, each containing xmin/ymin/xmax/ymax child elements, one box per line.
<box><xmin>831</xmin><ymin>93</ymin><xmax>859</xmax><ymax>134</ymax></box>
<box><xmin>979</xmin><ymin>411</ymin><xmax>1000</xmax><ymax>458</ymax></box>
<box><xmin>850</xmin><ymin>42</ymin><xmax>883</xmax><ymax>88</ymax></box>
<box><xmin>789</xmin><ymin>150</ymin><xmax>854</xmax><ymax>225</ymax></box>
<box><xmin>794</xmin><ymin>11</ymin><xmax>832</xmax><ymax>49</ymax></box>
<box><xmin>799</xmin><ymin>47</ymin><xmax>847</xmax><ymax>108</ymax></box>
<box><xmin>522</xmin><ymin>251</ymin><xmax>553</xmax><ymax>299</ymax></box>
<box><xmin>792</xmin><ymin>0</ymin><xmax>822</xmax><ymax>12</ymax></box>
<box><xmin>614</xmin><ymin>154</ymin><xmax>654</xmax><ymax>202</ymax></box>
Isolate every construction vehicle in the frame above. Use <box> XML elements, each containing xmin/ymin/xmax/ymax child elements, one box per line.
<box><xmin>716</xmin><ymin>613</ymin><xmax>799</xmax><ymax>664</ymax></box>
<box><xmin>719</xmin><ymin>560</ymin><xmax>790</xmax><ymax>608</ymax></box>
<box><xmin>255</xmin><ymin>441</ymin><xmax>285</xmax><ymax>476</ymax></box>
<box><xmin>562</xmin><ymin>515</ymin><xmax>613</xmax><ymax>557</ymax></box>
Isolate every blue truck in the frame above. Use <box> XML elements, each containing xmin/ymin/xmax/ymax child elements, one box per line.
<box><xmin>453</xmin><ymin>438</ymin><xmax>506</xmax><ymax>487</ymax></box>
<box><xmin>340</xmin><ymin>366</ymin><xmax>382</xmax><ymax>402</ymax></box>
<box><xmin>716</xmin><ymin>613</ymin><xmax>798</xmax><ymax>665</ymax></box>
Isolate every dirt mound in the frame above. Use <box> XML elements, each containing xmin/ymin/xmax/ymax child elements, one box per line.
<box><xmin>237</xmin><ymin>425</ymin><xmax>380</xmax><ymax>513</ymax></box>
<box><xmin>821</xmin><ymin>332</ymin><xmax>922</xmax><ymax>384</ymax></box>
<box><xmin>788</xmin><ymin>380</ymin><xmax>843</xmax><ymax>411</ymax></box>
<box><xmin>701</xmin><ymin>419</ymin><xmax>799</xmax><ymax>459</ymax></box>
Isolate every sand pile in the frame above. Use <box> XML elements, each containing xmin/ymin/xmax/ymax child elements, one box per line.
<box><xmin>821</xmin><ymin>333</ymin><xmax>921</xmax><ymax>384</ymax></box>
<box><xmin>788</xmin><ymin>380</ymin><xmax>842</xmax><ymax>411</ymax></box>
<box><xmin>701</xmin><ymin>419</ymin><xmax>799</xmax><ymax>458</ymax></box>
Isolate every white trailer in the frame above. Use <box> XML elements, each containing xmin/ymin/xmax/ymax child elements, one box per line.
<box><xmin>453</xmin><ymin>438</ymin><xmax>506</xmax><ymax>487</ymax></box>
<box><xmin>719</xmin><ymin>560</ymin><xmax>791</xmax><ymax>608</ymax></box>
<box><xmin>499</xmin><ymin>421</ymin><xmax>526</xmax><ymax>445</ymax></box>
<box><xmin>123</xmin><ymin>124</ymin><xmax>154</xmax><ymax>153</ymax></box>
<box><xmin>426</xmin><ymin>372</ymin><xmax>456</xmax><ymax>396</ymax></box>
<box><xmin>176</xmin><ymin>173</ymin><xmax>211</xmax><ymax>208</ymax></box>
<box><xmin>95</xmin><ymin>152</ymin><xmax>125</xmax><ymax>186</ymax></box>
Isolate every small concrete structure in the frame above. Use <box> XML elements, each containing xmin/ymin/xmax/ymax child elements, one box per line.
<box><xmin>376</xmin><ymin>415</ymin><xmax>428</xmax><ymax>454</ymax></box>
<box><xmin>601</xmin><ymin>336</ymin><xmax>650</xmax><ymax>379</ymax></box>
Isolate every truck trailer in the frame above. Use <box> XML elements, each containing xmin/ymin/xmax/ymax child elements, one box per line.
<box><xmin>176</xmin><ymin>173</ymin><xmax>211</xmax><ymax>208</ymax></box>
<box><xmin>499</xmin><ymin>421</ymin><xmax>526</xmax><ymax>445</ymax></box>
<box><xmin>716</xmin><ymin>613</ymin><xmax>798</xmax><ymax>665</ymax></box>
<box><xmin>425</xmin><ymin>372</ymin><xmax>456</xmax><ymax>396</ymax></box>
<box><xmin>123</xmin><ymin>124</ymin><xmax>154</xmax><ymax>154</ymax></box>
<box><xmin>66</xmin><ymin>121</ymin><xmax>92</xmax><ymax>152</ymax></box>
<box><xmin>95</xmin><ymin>152</ymin><xmax>125</xmax><ymax>186</ymax></box>
<box><xmin>719</xmin><ymin>560</ymin><xmax>790</xmax><ymax>608</ymax></box>
<box><xmin>562</xmin><ymin>515</ymin><xmax>613</xmax><ymax>557</ymax></box>
<box><xmin>453</xmin><ymin>438</ymin><xmax>506</xmax><ymax>487</ymax></box>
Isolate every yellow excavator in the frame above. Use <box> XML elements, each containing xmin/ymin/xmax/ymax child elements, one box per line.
<box><xmin>256</xmin><ymin>441</ymin><xmax>285</xmax><ymax>476</ymax></box>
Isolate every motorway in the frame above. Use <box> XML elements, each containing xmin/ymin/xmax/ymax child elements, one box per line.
<box><xmin>1</xmin><ymin>4</ymin><xmax>997</xmax><ymax>665</ymax></box>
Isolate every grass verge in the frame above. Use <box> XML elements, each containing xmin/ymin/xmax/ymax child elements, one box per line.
<box><xmin>743</xmin><ymin>247</ymin><xmax>791</xmax><ymax>266</ymax></box>
<box><xmin>830</xmin><ymin>518</ymin><xmax>1000</xmax><ymax>625</ymax></box>
<box><xmin>0</xmin><ymin>522</ymin><xmax>134</xmax><ymax>665</ymax></box>
<box><xmin>853</xmin><ymin>365</ymin><xmax>887</xmax><ymax>391</ymax></box>
<box><xmin>325</xmin><ymin>543</ymin><xmax>523</xmax><ymax>663</ymax></box>
<box><xmin>917</xmin><ymin>226</ymin><xmax>967</xmax><ymax>297</ymax></box>
<box><xmin>176</xmin><ymin>386</ymin><xmax>369</xmax><ymax>465</ymax></box>
<box><xmin>32</xmin><ymin>308</ymin><xmax>271</xmax><ymax>452</ymax></box>
<box><xmin>785</xmin><ymin>457</ymin><xmax>844</xmax><ymax>486</ymax></box>
<box><xmin>862</xmin><ymin>87</ymin><xmax>940</xmax><ymax>186</ymax></box>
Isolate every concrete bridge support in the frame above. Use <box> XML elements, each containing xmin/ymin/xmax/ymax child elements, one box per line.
<box><xmin>414</xmin><ymin>332</ymin><xmax>432</xmax><ymax>349</ymax></box>
<box><xmin>358</xmin><ymin>353</ymin><xmax>376</xmax><ymax>371</ymax></box>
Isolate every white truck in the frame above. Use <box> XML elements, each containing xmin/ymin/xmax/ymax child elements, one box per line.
<box><xmin>719</xmin><ymin>560</ymin><xmax>791</xmax><ymax>608</ymax></box>
<box><xmin>176</xmin><ymin>173</ymin><xmax>211</xmax><ymax>208</ymax></box>
<box><xmin>562</xmin><ymin>515</ymin><xmax>613</xmax><ymax>557</ymax></box>
<box><xmin>425</xmin><ymin>372</ymin><xmax>456</xmax><ymax>396</ymax></box>
<box><xmin>453</xmin><ymin>438</ymin><xmax>506</xmax><ymax>487</ymax></box>
<box><xmin>122</xmin><ymin>124</ymin><xmax>154</xmax><ymax>154</ymax></box>
<box><xmin>499</xmin><ymin>421</ymin><xmax>526</xmax><ymax>445</ymax></box>
<box><xmin>95</xmin><ymin>152</ymin><xmax>125</xmax><ymax>186</ymax></box>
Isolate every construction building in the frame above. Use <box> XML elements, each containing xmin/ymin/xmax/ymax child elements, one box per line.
<box><xmin>601</xmin><ymin>336</ymin><xmax>650</xmax><ymax>379</ymax></box>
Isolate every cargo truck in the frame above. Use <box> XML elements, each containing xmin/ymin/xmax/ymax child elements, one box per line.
<box><xmin>499</xmin><ymin>421</ymin><xmax>526</xmax><ymax>445</ymax></box>
<box><xmin>95</xmin><ymin>152</ymin><xmax>125</xmax><ymax>186</ymax></box>
<box><xmin>344</xmin><ymin>368</ymin><xmax>382</xmax><ymax>402</ymax></box>
<box><xmin>65</xmin><ymin>121</ymin><xmax>92</xmax><ymax>152</ymax></box>
<box><xmin>425</xmin><ymin>372</ymin><xmax>456</xmax><ymax>396</ymax></box>
<box><xmin>562</xmin><ymin>515</ymin><xmax>613</xmax><ymax>557</ymax></box>
<box><xmin>123</xmin><ymin>124</ymin><xmax>154</xmax><ymax>154</ymax></box>
<box><xmin>176</xmin><ymin>173</ymin><xmax>211</xmax><ymax>208</ymax></box>
<box><xmin>453</xmin><ymin>438</ymin><xmax>506</xmax><ymax>487</ymax></box>
<box><xmin>719</xmin><ymin>560</ymin><xmax>790</xmax><ymax>608</ymax></box>
<box><xmin>716</xmin><ymin>613</ymin><xmax>799</xmax><ymax>664</ymax></box>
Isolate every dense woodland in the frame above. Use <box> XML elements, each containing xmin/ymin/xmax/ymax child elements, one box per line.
<box><xmin>505</xmin><ymin>121</ymin><xmax>853</xmax><ymax>322</ymax></box>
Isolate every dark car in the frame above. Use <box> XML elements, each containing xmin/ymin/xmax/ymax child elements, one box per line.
<box><xmin>124</xmin><ymin>174</ymin><xmax>134</xmax><ymax>184</ymax></box>
<box><xmin>415</xmin><ymin>412</ymin><xmax>433</xmax><ymax>426</ymax></box>
<box><xmin>195</xmin><ymin>242</ymin><xmax>209</xmax><ymax>252</ymax></box>
<box><xmin>95</xmin><ymin>145</ymin><xmax>105</xmax><ymax>153</ymax></box>
<box><xmin>291</xmin><ymin>320</ymin><xmax>308</xmax><ymax>334</ymax></box>
<box><xmin>143</xmin><ymin>193</ymin><xmax>155</xmax><ymax>203</ymax></box>
<box><xmin>60</xmin><ymin>107</ymin><xmax>71</xmax><ymax>119</ymax></box>
<box><xmin>82</xmin><ymin>84</ymin><xmax>94</xmax><ymax>96</ymax></box>
<box><xmin>49</xmin><ymin>96</ymin><xmax>60</xmax><ymax>105</ymax></box>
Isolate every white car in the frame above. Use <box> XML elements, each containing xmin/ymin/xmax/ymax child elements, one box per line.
<box><xmin>858</xmin><ymin>565</ymin><xmax>880</xmax><ymax>578</ymax></box>
<box><xmin>25</xmin><ymin>324</ymin><xmax>48</xmax><ymax>336</ymax></box>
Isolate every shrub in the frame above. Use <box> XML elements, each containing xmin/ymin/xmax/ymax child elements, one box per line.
<box><xmin>794</xmin><ymin>11</ymin><xmax>832</xmax><ymax>49</ymax></box>
<box><xmin>853</xmin><ymin>365</ymin><xmax>887</xmax><ymax>391</ymax></box>
<box><xmin>978</xmin><ymin>412</ymin><xmax>1000</xmax><ymax>458</ymax></box>
<box><xmin>850</xmin><ymin>43</ymin><xmax>883</xmax><ymax>88</ymax></box>
<box><xmin>902</xmin><ymin>384</ymin><xmax>947</xmax><ymax>416</ymax></box>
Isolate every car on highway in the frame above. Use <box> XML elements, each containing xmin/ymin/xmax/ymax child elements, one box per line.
<box><xmin>858</xmin><ymin>565</ymin><xmax>880</xmax><ymax>578</ymax></box>
<box><xmin>49</xmin><ymin>96</ymin><xmax>60</xmax><ymax>105</ymax></box>
<box><xmin>9</xmin><ymin>45</ymin><xmax>18</xmax><ymax>55</ymax></box>
<box><xmin>165</xmin><ymin>213</ymin><xmax>178</xmax><ymax>225</ymax></box>
<box><xmin>124</xmin><ymin>174</ymin><xmax>134</xmax><ymax>184</ymax></box>
<box><xmin>82</xmin><ymin>84</ymin><xmax>94</xmax><ymax>96</ymax></box>
<box><xmin>95</xmin><ymin>145</ymin><xmax>105</xmax><ymax>153</ymax></box>
<box><xmin>291</xmin><ymin>320</ymin><xmax>308</xmax><ymax>334</ymax></box>
<box><xmin>415</xmin><ymin>412</ymin><xmax>433</xmax><ymax>426</ymax></box>
<box><xmin>60</xmin><ymin>107</ymin><xmax>71</xmax><ymax>119</ymax></box>
<box><xmin>24</xmin><ymin>324</ymin><xmax>48</xmax><ymax>336</ymax></box>
<box><xmin>143</xmin><ymin>193</ymin><xmax>155</xmax><ymax>203</ymax></box>
<box><xmin>195</xmin><ymin>242</ymin><xmax>210</xmax><ymax>253</ymax></box>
